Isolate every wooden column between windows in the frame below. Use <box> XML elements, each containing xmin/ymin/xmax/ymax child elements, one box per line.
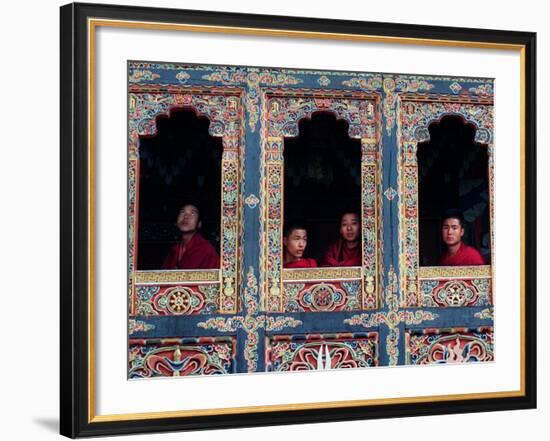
<box><xmin>265</xmin><ymin>136</ymin><xmax>284</xmax><ymax>312</ymax></box>
<box><xmin>361</xmin><ymin>137</ymin><xmax>379</xmax><ymax>310</ymax></box>
<box><xmin>219</xmin><ymin>136</ymin><xmax>240</xmax><ymax>314</ymax></box>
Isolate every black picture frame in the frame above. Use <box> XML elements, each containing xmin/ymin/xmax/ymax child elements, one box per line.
<box><xmin>60</xmin><ymin>2</ymin><xmax>537</xmax><ymax>438</ymax></box>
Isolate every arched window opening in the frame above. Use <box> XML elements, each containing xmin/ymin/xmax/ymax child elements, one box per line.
<box><xmin>417</xmin><ymin>115</ymin><xmax>490</xmax><ymax>266</ymax></box>
<box><xmin>283</xmin><ymin>112</ymin><xmax>362</xmax><ymax>265</ymax></box>
<box><xmin>137</xmin><ymin>109</ymin><xmax>223</xmax><ymax>270</ymax></box>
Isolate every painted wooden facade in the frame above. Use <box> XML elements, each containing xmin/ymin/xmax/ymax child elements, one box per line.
<box><xmin>127</xmin><ymin>61</ymin><xmax>494</xmax><ymax>378</ymax></box>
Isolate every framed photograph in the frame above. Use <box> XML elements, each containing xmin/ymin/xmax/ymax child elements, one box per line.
<box><xmin>60</xmin><ymin>2</ymin><xmax>537</xmax><ymax>438</ymax></box>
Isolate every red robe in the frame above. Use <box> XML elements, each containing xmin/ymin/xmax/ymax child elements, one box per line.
<box><xmin>440</xmin><ymin>242</ymin><xmax>485</xmax><ymax>266</ymax></box>
<box><xmin>322</xmin><ymin>239</ymin><xmax>362</xmax><ymax>267</ymax></box>
<box><xmin>284</xmin><ymin>258</ymin><xmax>318</xmax><ymax>269</ymax></box>
<box><xmin>162</xmin><ymin>233</ymin><xmax>220</xmax><ymax>270</ymax></box>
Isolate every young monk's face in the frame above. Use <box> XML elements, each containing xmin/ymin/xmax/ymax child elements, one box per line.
<box><xmin>176</xmin><ymin>205</ymin><xmax>201</xmax><ymax>233</ymax></box>
<box><xmin>441</xmin><ymin>217</ymin><xmax>464</xmax><ymax>247</ymax></box>
<box><xmin>340</xmin><ymin>213</ymin><xmax>360</xmax><ymax>243</ymax></box>
<box><xmin>284</xmin><ymin>229</ymin><xmax>307</xmax><ymax>260</ymax></box>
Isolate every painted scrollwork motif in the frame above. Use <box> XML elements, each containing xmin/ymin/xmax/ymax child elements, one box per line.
<box><xmin>135</xmin><ymin>284</ymin><xmax>218</xmax><ymax>316</ymax></box>
<box><xmin>266</xmin><ymin>334</ymin><xmax>378</xmax><ymax>371</ymax></box>
<box><xmin>129</xmin><ymin>338</ymin><xmax>235</xmax><ymax>378</ymax></box>
<box><xmin>407</xmin><ymin>329</ymin><xmax>494</xmax><ymax>364</ymax></box>
<box><xmin>202</xmin><ymin>68</ymin><xmax>302</xmax><ymax>132</ymax></box>
<box><xmin>420</xmin><ymin>278</ymin><xmax>491</xmax><ymax>308</ymax></box>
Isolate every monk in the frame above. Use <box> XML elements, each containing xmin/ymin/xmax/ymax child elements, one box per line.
<box><xmin>283</xmin><ymin>224</ymin><xmax>317</xmax><ymax>268</ymax></box>
<box><xmin>162</xmin><ymin>204</ymin><xmax>220</xmax><ymax>269</ymax></box>
<box><xmin>439</xmin><ymin>210</ymin><xmax>485</xmax><ymax>266</ymax></box>
<box><xmin>322</xmin><ymin>212</ymin><xmax>362</xmax><ymax>267</ymax></box>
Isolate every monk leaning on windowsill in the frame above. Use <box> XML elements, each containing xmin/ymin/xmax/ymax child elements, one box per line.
<box><xmin>283</xmin><ymin>223</ymin><xmax>317</xmax><ymax>269</ymax></box>
<box><xmin>162</xmin><ymin>204</ymin><xmax>220</xmax><ymax>270</ymax></box>
<box><xmin>439</xmin><ymin>209</ymin><xmax>485</xmax><ymax>266</ymax></box>
<box><xmin>322</xmin><ymin>211</ymin><xmax>362</xmax><ymax>267</ymax></box>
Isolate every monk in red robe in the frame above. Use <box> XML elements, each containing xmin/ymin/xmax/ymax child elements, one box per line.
<box><xmin>322</xmin><ymin>212</ymin><xmax>362</xmax><ymax>267</ymax></box>
<box><xmin>439</xmin><ymin>211</ymin><xmax>485</xmax><ymax>266</ymax></box>
<box><xmin>283</xmin><ymin>224</ymin><xmax>317</xmax><ymax>268</ymax></box>
<box><xmin>162</xmin><ymin>204</ymin><xmax>220</xmax><ymax>270</ymax></box>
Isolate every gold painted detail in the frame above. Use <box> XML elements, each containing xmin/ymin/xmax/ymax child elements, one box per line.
<box><xmin>365</xmin><ymin>276</ymin><xmax>375</xmax><ymax>294</ymax></box>
<box><xmin>219</xmin><ymin>157</ymin><xmax>240</xmax><ymax>314</ymax></box>
<box><xmin>318</xmin><ymin>75</ymin><xmax>331</xmax><ymax>87</ymax></box>
<box><xmin>474</xmin><ymin>308</ymin><xmax>494</xmax><ymax>320</ymax></box>
<box><xmin>128</xmin><ymin>319</ymin><xmax>156</xmax><ymax>335</ymax></box>
<box><xmin>244</xmin><ymin>194</ymin><xmax>260</xmax><ymax>208</ymax></box>
<box><xmin>341</xmin><ymin>75</ymin><xmax>383</xmax><ymax>91</ymax></box>
<box><xmin>435</xmin><ymin>281</ymin><xmax>475</xmax><ymax>307</ymax></box>
<box><xmin>381</xmin><ymin>75</ymin><xmax>435</xmax><ymax>135</ymax></box>
<box><xmin>265</xmin><ymin>158</ymin><xmax>284</xmax><ymax>312</ymax></box>
<box><xmin>166</xmin><ymin>288</ymin><xmax>193</xmax><ymax>315</ymax></box>
<box><xmin>418</xmin><ymin>266</ymin><xmax>491</xmax><ymax>279</ymax></box>
<box><xmin>282</xmin><ymin>267</ymin><xmax>361</xmax><ymax>281</ymax></box>
<box><xmin>200</xmin><ymin>69</ymin><xmax>302</xmax><ymax>132</ymax></box>
<box><xmin>399</xmin><ymin>92</ymin><xmax>493</xmax><ymax>105</ymax></box>
<box><xmin>129</xmin><ymin>69</ymin><xmax>160</xmax><ymax>83</ymax></box>
<box><xmin>403</xmin><ymin>310</ymin><xmax>439</xmax><ymax>325</ymax></box>
<box><xmin>361</xmin><ymin>153</ymin><xmax>378</xmax><ymax>309</ymax></box>
<box><xmin>135</xmin><ymin>270</ymin><xmax>220</xmax><ymax>284</ymax></box>
<box><xmin>223</xmin><ymin>277</ymin><xmax>235</xmax><ymax>297</ymax></box>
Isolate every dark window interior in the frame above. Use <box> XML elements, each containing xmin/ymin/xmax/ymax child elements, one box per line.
<box><xmin>417</xmin><ymin>115</ymin><xmax>490</xmax><ymax>266</ymax></box>
<box><xmin>284</xmin><ymin>112</ymin><xmax>362</xmax><ymax>263</ymax></box>
<box><xmin>137</xmin><ymin>109</ymin><xmax>222</xmax><ymax>270</ymax></box>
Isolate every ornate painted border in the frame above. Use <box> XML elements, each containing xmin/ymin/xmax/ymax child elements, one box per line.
<box><xmin>128</xmin><ymin>84</ymin><xmax>245</xmax><ymax>314</ymax></box>
<box><xmin>128</xmin><ymin>336</ymin><xmax>236</xmax><ymax>378</ymax></box>
<box><xmin>134</xmin><ymin>283</ymin><xmax>220</xmax><ymax>316</ymax></box>
<box><xmin>283</xmin><ymin>280</ymin><xmax>362</xmax><ymax>312</ymax></box>
<box><xmin>420</xmin><ymin>278</ymin><xmax>491</xmax><ymax>307</ymax></box>
<box><xmin>405</xmin><ymin>327</ymin><xmax>494</xmax><ymax>365</ymax></box>
<box><xmin>265</xmin><ymin>332</ymin><xmax>379</xmax><ymax>371</ymax></box>
<box><xmin>282</xmin><ymin>267</ymin><xmax>362</xmax><ymax>281</ymax></box>
<box><xmin>418</xmin><ymin>265</ymin><xmax>491</xmax><ymax>279</ymax></box>
<box><xmin>135</xmin><ymin>270</ymin><xmax>220</xmax><ymax>284</ymax></box>
<box><xmin>261</xmin><ymin>88</ymin><xmax>382</xmax><ymax>312</ymax></box>
<box><xmin>418</xmin><ymin>266</ymin><xmax>492</xmax><ymax>307</ymax></box>
<box><xmin>397</xmin><ymin>93</ymin><xmax>494</xmax><ymax>307</ymax></box>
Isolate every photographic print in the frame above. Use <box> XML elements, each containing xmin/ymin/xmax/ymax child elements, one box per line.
<box><xmin>127</xmin><ymin>62</ymin><xmax>496</xmax><ymax>378</ymax></box>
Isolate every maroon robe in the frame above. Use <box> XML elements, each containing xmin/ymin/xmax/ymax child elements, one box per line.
<box><xmin>162</xmin><ymin>233</ymin><xmax>220</xmax><ymax>270</ymax></box>
<box><xmin>284</xmin><ymin>258</ymin><xmax>318</xmax><ymax>269</ymax></box>
<box><xmin>440</xmin><ymin>242</ymin><xmax>485</xmax><ymax>266</ymax></box>
<box><xmin>322</xmin><ymin>239</ymin><xmax>361</xmax><ymax>267</ymax></box>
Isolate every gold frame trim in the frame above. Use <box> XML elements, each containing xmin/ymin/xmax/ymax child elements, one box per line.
<box><xmin>91</xmin><ymin>390</ymin><xmax>524</xmax><ymax>423</ymax></box>
<box><xmin>87</xmin><ymin>17</ymin><xmax>527</xmax><ymax>423</ymax></box>
<box><xmin>88</xmin><ymin>20</ymin><xmax>96</xmax><ymax>423</ymax></box>
<box><xmin>90</xmin><ymin>19</ymin><xmax>524</xmax><ymax>50</ymax></box>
